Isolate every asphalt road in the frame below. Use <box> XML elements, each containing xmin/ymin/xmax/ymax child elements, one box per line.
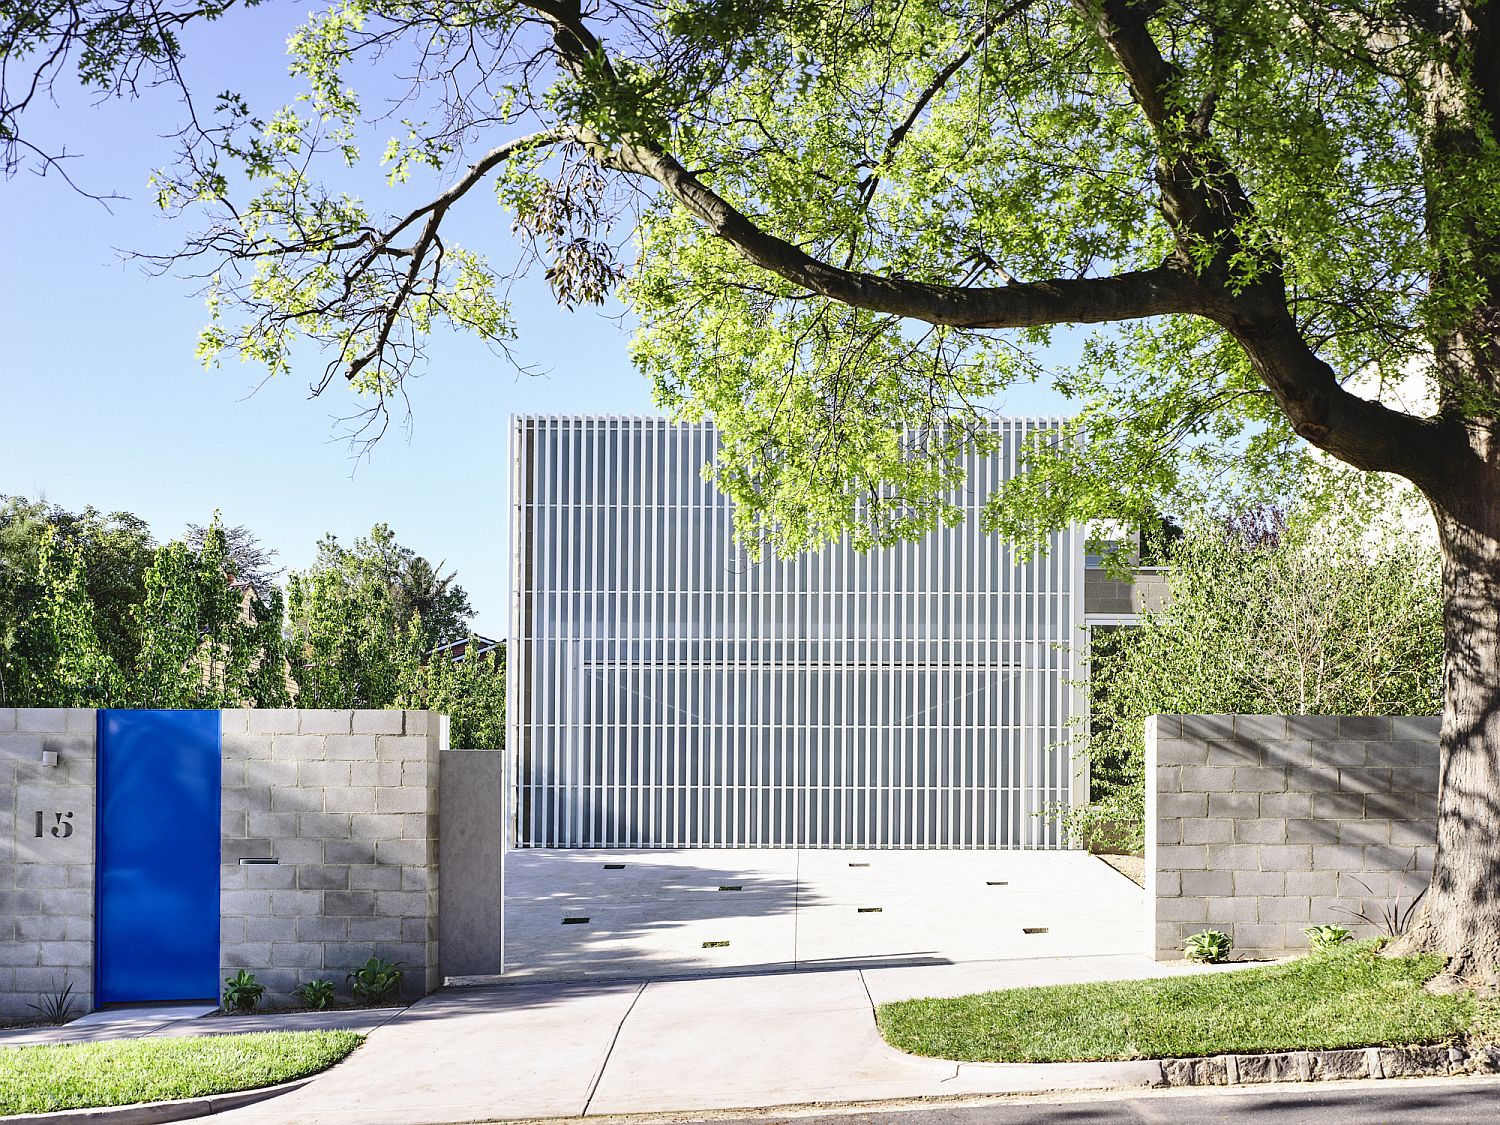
<box><xmin>700</xmin><ymin>1078</ymin><xmax>1500</xmax><ymax>1124</ymax></box>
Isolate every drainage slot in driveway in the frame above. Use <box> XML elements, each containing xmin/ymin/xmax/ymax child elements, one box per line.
<box><xmin>987</xmin><ymin>881</ymin><xmax>1009</xmax><ymax>886</ymax></box>
<box><xmin>718</xmin><ymin>885</ymin><xmax>743</xmax><ymax>891</ymax></box>
<box><xmin>1022</xmin><ymin>927</ymin><xmax>1049</xmax><ymax>934</ymax></box>
<box><xmin>562</xmin><ymin>917</ymin><xmax>591</xmax><ymax>925</ymax></box>
<box><xmin>857</xmin><ymin>907</ymin><xmax>883</xmax><ymax>913</ymax></box>
<box><xmin>703</xmin><ymin>940</ymin><xmax>730</xmax><ymax>948</ymax></box>
<box><xmin>603</xmin><ymin>864</ymin><xmax>625</xmax><ymax>870</ymax></box>
<box><xmin>849</xmin><ymin>862</ymin><xmax>870</xmax><ymax>868</ymax></box>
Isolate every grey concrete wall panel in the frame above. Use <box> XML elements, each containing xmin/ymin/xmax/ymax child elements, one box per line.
<box><xmin>438</xmin><ymin>749</ymin><xmax>503</xmax><ymax>977</ymax></box>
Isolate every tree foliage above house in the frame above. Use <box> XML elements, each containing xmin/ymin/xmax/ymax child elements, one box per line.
<box><xmin>1071</xmin><ymin>496</ymin><xmax>1443</xmax><ymax>853</ymax></box>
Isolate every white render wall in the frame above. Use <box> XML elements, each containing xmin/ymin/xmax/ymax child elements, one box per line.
<box><xmin>509</xmin><ymin>416</ymin><xmax>1084</xmax><ymax>848</ymax></box>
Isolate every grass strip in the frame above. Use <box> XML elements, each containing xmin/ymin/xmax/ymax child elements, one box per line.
<box><xmin>877</xmin><ymin>944</ymin><xmax>1476</xmax><ymax>1063</ymax></box>
<box><xmin>0</xmin><ymin>1030</ymin><xmax>361</xmax><ymax>1115</ymax></box>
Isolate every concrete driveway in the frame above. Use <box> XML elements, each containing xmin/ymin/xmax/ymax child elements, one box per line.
<box><xmin>500</xmin><ymin>848</ymin><xmax>1145</xmax><ymax>981</ymax></box>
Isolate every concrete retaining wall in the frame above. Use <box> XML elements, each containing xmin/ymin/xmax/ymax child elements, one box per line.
<box><xmin>0</xmin><ymin>709</ymin><xmax>98</xmax><ymax>1018</ymax></box>
<box><xmin>219</xmin><ymin>709</ymin><xmax>445</xmax><ymax>1006</ymax></box>
<box><xmin>0</xmin><ymin>708</ymin><xmax>470</xmax><ymax>1017</ymax></box>
<box><xmin>1147</xmin><ymin>714</ymin><xmax>1439</xmax><ymax>960</ymax></box>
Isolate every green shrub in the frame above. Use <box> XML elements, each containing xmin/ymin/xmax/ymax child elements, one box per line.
<box><xmin>1304</xmin><ymin>924</ymin><xmax>1354</xmax><ymax>953</ymax></box>
<box><xmin>296</xmin><ymin>979</ymin><xmax>335</xmax><ymax>1010</ymax></box>
<box><xmin>1184</xmin><ymin>930</ymin><xmax>1233</xmax><ymax>964</ymax></box>
<box><xmin>347</xmin><ymin>958</ymin><xmax>403</xmax><ymax>1004</ymax></box>
<box><xmin>221</xmin><ymin>970</ymin><xmax>266</xmax><ymax>1013</ymax></box>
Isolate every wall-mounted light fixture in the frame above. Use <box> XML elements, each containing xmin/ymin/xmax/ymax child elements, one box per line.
<box><xmin>40</xmin><ymin>750</ymin><xmax>58</xmax><ymax>768</ymax></box>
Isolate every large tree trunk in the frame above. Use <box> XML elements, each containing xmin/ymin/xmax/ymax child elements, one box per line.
<box><xmin>1388</xmin><ymin>491</ymin><xmax>1500</xmax><ymax>985</ymax></box>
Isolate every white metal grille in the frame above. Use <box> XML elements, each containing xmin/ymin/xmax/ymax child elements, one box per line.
<box><xmin>508</xmin><ymin>416</ymin><xmax>1083</xmax><ymax>848</ymax></box>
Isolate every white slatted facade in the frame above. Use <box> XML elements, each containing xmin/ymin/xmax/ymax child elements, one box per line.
<box><xmin>508</xmin><ymin>416</ymin><xmax>1084</xmax><ymax>849</ymax></box>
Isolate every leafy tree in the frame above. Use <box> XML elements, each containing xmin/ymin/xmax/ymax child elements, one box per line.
<box><xmin>2</xmin><ymin>530</ymin><xmax>123</xmax><ymax>706</ymax></box>
<box><xmin>286</xmin><ymin>561</ymin><xmax>421</xmax><ymax>708</ymax></box>
<box><xmin>1073</xmin><ymin>501</ymin><xmax>1444</xmax><ymax>853</ymax></box>
<box><xmin>185</xmin><ymin>520</ymin><xmax>282</xmax><ymax>603</ymax></box>
<box><xmin>128</xmin><ymin>517</ymin><xmax>289</xmax><ymax>707</ymax></box>
<box><xmin>298</xmin><ymin>525</ymin><xmax>473</xmax><ymax>653</ymax></box>
<box><xmin>0</xmin><ymin>496</ymin><xmax>155</xmax><ymax>677</ymax></box>
<box><xmin>13</xmin><ymin>0</ymin><xmax>1500</xmax><ymax>975</ymax></box>
<box><xmin>400</xmin><ymin>633</ymin><xmax>505</xmax><ymax>749</ymax></box>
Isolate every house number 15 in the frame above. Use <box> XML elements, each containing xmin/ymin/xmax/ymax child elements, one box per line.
<box><xmin>34</xmin><ymin>811</ymin><xmax>74</xmax><ymax>838</ymax></box>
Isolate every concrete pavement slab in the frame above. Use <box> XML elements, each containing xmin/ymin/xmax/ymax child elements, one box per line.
<box><xmin>215</xmin><ymin>980</ymin><xmax>644</xmax><ymax>1125</ymax></box>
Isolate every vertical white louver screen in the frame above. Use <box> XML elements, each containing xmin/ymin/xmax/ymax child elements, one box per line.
<box><xmin>508</xmin><ymin>416</ymin><xmax>1083</xmax><ymax>848</ymax></box>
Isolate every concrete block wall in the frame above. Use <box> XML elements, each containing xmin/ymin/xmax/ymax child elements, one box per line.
<box><xmin>0</xmin><ymin>709</ymin><xmax>97</xmax><ymax>1018</ymax></box>
<box><xmin>219</xmin><ymin>709</ymin><xmax>445</xmax><ymax>1006</ymax></box>
<box><xmin>1147</xmin><ymin>715</ymin><xmax>1439</xmax><ymax>960</ymax></box>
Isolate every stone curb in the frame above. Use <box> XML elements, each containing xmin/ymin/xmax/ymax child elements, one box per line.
<box><xmin>1156</xmin><ymin>1044</ymin><xmax>1499</xmax><ymax>1087</ymax></box>
<box><xmin>0</xmin><ymin>1076</ymin><xmax>310</xmax><ymax>1125</ymax></box>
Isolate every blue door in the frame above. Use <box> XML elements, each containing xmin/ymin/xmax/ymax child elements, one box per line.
<box><xmin>96</xmin><ymin>710</ymin><xmax>221</xmax><ymax>1005</ymax></box>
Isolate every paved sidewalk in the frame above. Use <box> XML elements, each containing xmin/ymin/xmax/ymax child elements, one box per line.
<box><xmin>206</xmin><ymin>954</ymin><xmax>1244</xmax><ymax>1125</ymax></box>
<box><xmin>0</xmin><ymin>1005</ymin><xmax>400</xmax><ymax>1047</ymax></box>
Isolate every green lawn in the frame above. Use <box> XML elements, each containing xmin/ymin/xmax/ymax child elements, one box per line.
<box><xmin>877</xmin><ymin>944</ymin><xmax>1478</xmax><ymax>1063</ymax></box>
<box><xmin>0</xmin><ymin>1030</ymin><xmax>361</xmax><ymax>1116</ymax></box>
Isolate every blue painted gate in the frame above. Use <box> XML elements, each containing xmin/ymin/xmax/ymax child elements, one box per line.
<box><xmin>96</xmin><ymin>710</ymin><xmax>221</xmax><ymax>1005</ymax></box>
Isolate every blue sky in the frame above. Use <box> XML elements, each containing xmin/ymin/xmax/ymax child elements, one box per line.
<box><xmin>1</xmin><ymin>8</ymin><xmax>1068</xmax><ymax>636</ymax></box>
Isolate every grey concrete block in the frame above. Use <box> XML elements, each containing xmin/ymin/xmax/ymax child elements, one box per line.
<box><xmin>245</xmin><ymin>916</ymin><xmax>298</xmax><ymax>942</ymax></box>
<box><xmin>248</xmin><ymin>709</ymin><xmax>301</xmax><ymax>735</ymax></box>
<box><xmin>324</xmin><ymin>735</ymin><xmax>379</xmax><ymax>762</ymax></box>
<box><xmin>1311</xmin><ymin>844</ymin><xmax>1365</xmax><ymax>870</ymax></box>
<box><xmin>223</xmin><ymin>838</ymin><xmax>275</xmax><ymax>862</ymax></box>
<box><xmin>299</xmin><ymin>865</ymin><xmax>351</xmax><ymax>891</ymax></box>
<box><xmin>1233</xmin><ymin>767</ymin><xmax>1287</xmax><ymax>793</ymax></box>
<box><xmin>1180</xmin><ymin>716</ymin><xmax>1236</xmax><ymax>739</ymax></box>
<box><xmin>1259</xmin><ymin>845</ymin><xmax>1313</xmax><ymax>869</ymax></box>
<box><xmin>1156</xmin><ymin>845</ymin><xmax>1209</xmax><ymax>871</ymax></box>
<box><xmin>1391</xmin><ymin>820</ymin><xmax>1437</xmax><ymax>845</ymax></box>
<box><xmin>1339</xmin><ymin>716</ymin><xmax>1392</xmax><ymax>740</ymax></box>
<box><xmin>269</xmin><ymin>890</ymin><xmax>325</xmax><ymax>916</ymax></box>
<box><xmin>324</xmin><ymin>890</ymin><xmax>377</xmax><ymax>916</ymax></box>
<box><xmin>1234</xmin><ymin>819</ymin><xmax>1287</xmax><ymax>845</ymax></box>
<box><xmin>1259</xmin><ymin>793</ymin><xmax>1314</xmax><ymax>819</ymax></box>
<box><xmin>377</xmin><ymin>839</ymin><xmax>433</xmax><ymax>866</ymax></box>
<box><xmin>1180</xmin><ymin>766</ymin><xmax>1235</xmax><ymax>792</ymax></box>
<box><xmin>1285</xmin><ymin>716</ymin><xmax>1342</xmax><ymax>739</ymax></box>
<box><xmin>245</xmin><ymin>864</ymin><xmax>298</xmax><ymax>890</ymax></box>
<box><xmin>1182</xmin><ymin>870</ymin><xmax>1234</xmax><ymax>896</ymax></box>
<box><xmin>1284</xmin><ymin>870</ymin><xmax>1344</xmax><ymax>900</ymax></box>
<box><xmin>299</xmin><ymin>761</ymin><xmax>352</xmax><ymax>787</ymax></box>
<box><xmin>350</xmin><ymin>917</ymin><xmax>405</xmax><ymax>943</ymax></box>
<box><xmin>1313</xmin><ymin>793</ymin><xmax>1365</xmax><ymax>819</ymax></box>
<box><xmin>1205</xmin><ymin>897</ymin><xmax>1259</xmax><ymax>923</ymax></box>
<box><xmin>1159</xmin><ymin>792</ymin><xmax>1209</xmax><ymax>818</ymax></box>
<box><xmin>322</xmin><ymin>787</ymin><xmax>377</xmax><ymax>813</ymax></box>
<box><xmin>1235</xmin><ymin>716</ymin><xmax>1289</xmax><ymax>741</ymax></box>
<box><xmin>221</xmin><ymin>890</ymin><xmax>274</xmax><ymax>916</ymax></box>
<box><xmin>1234</xmin><ymin>870</ymin><xmax>1287</xmax><ymax>896</ymax></box>
<box><xmin>277</xmin><ymin>839</ymin><xmax>327</xmax><ymax>865</ymax></box>
<box><xmin>296</xmin><ymin>916</ymin><xmax>351</xmax><ymax>943</ymax></box>
<box><xmin>405</xmin><ymin>712</ymin><xmax>431</xmax><ymax>737</ymax></box>
<box><xmin>1287</xmin><ymin>819</ymin><xmax>1338</xmax><ymax>844</ymax></box>
<box><xmin>376</xmin><ymin>736</ymin><xmax>429</xmax><ymax>762</ymax></box>
<box><xmin>298</xmin><ymin>812</ymin><xmax>352</xmax><ymax>839</ymax></box>
<box><xmin>274</xmin><ymin>735</ymin><xmax>328</xmax><ymax>762</ymax></box>
<box><xmin>1337</xmin><ymin>820</ymin><xmax>1391</xmax><ymax>846</ymax></box>
<box><xmin>270</xmin><ymin>942</ymin><xmax>328</xmax><ymax>968</ymax></box>
<box><xmin>376</xmin><ymin>891</ymin><xmax>429</xmax><ymax>917</ymax></box>
<box><xmin>1390</xmin><ymin>716</ymin><xmax>1440</xmax><ymax>742</ymax></box>
<box><xmin>1183</xmin><ymin>819</ymin><xmax>1234</xmax><ymax>845</ymax></box>
<box><xmin>1233</xmin><ymin>923</ymin><xmax>1289</xmax><ymax>951</ymax></box>
<box><xmin>16</xmin><ymin>709</ymin><xmax>68</xmax><ymax>733</ymax></box>
<box><xmin>349</xmin><ymin>813</ymin><xmax>407</xmax><ymax>840</ymax></box>
<box><xmin>300</xmin><ymin>710</ymin><xmax>353</xmax><ymax>735</ymax></box>
<box><xmin>1209</xmin><ymin>793</ymin><xmax>1260</xmax><ymax>818</ymax></box>
<box><xmin>1158</xmin><ymin>897</ymin><xmax>1211</xmax><ymax>922</ymax></box>
<box><xmin>401</xmin><ymin>814</ymin><xmax>438</xmax><ymax>840</ymax></box>
<box><xmin>325</xmin><ymin>840</ymin><xmax>377</xmax><ymax>865</ymax></box>
<box><xmin>246</xmin><ymin>812</ymin><xmax>301</xmax><ymax>839</ymax></box>
<box><xmin>0</xmin><ymin>709</ymin><xmax>16</xmax><ymax>732</ymax></box>
<box><xmin>354</xmin><ymin>710</ymin><xmax>406</xmax><ymax>735</ymax></box>
<box><xmin>349</xmin><ymin>864</ymin><xmax>403</xmax><ymax>891</ymax></box>
<box><xmin>224</xmin><ymin>787</ymin><xmax>272</xmax><ymax>813</ymax></box>
<box><xmin>1258</xmin><ymin>896</ymin><xmax>1312</xmax><ymax>922</ymax></box>
<box><xmin>1206</xmin><ymin>740</ymin><xmax>1263</xmax><ymax>767</ymax></box>
<box><xmin>1153</xmin><ymin>738</ymin><xmax>1207</xmax><ymax>766</ymax></box>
